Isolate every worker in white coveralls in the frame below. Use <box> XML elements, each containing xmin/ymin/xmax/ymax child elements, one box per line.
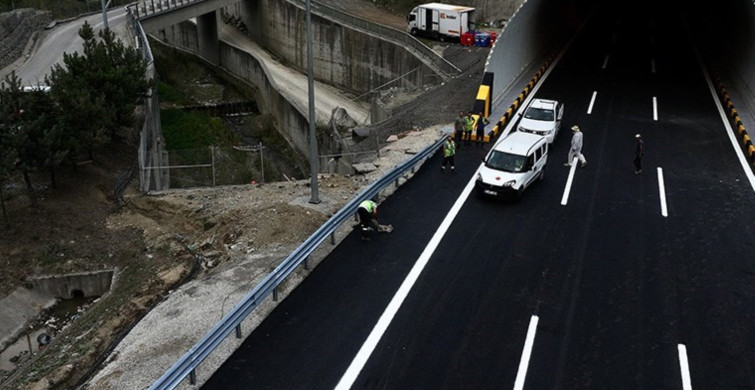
<box><xmin>565</xmin><ymin>125</ymin><xmax>587</xmax><ymax>168</ymax></box>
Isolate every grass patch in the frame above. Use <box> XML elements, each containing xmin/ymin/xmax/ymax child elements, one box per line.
<box><xmin>161</xmin><ymin>109</ymin><xmax>238</xmax><ymax>150</ymax></box>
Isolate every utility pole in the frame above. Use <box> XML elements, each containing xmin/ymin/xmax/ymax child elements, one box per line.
<box><xmin>100</xmin><ymin>0</ymin><xmax>111</xmax><ymax>29</ymax></box>
<box><xmin>306</xmin><ymin>0</ymin><xmax>320</xmax><ymax>204</ymax></box>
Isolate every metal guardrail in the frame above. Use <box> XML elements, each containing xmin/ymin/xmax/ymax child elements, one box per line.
<box><xmin>148</xmin><ymin>134</ymin><xmax>445</xmax><ymax>390</ymax></box>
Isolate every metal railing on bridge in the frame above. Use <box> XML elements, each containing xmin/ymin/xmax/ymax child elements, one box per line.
<box><xmin>127</xmin><ymin>0</ymin><xmax>461</xmax><ymax>78</ymax></box>
<box><xmin>147</xmin><ymin>134</ymin><xmax>446</xmax><ymax>390</ymax></box>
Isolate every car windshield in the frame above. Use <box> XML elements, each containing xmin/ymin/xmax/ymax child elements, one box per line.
<box><xmin>524</xmin><ymin>107</ymin><xmax>554</xmax><ymax>121</ymax></box>
<box><xmin>486</xmin><ymin>150</ymin><xmax>527</xmax><ymax>172</ymax></box>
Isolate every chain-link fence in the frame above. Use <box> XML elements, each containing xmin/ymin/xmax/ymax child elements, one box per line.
<box><xmin>154</xmin><ymin>145</ymin><xmax>268</xmax><ymax>188</ymax></box>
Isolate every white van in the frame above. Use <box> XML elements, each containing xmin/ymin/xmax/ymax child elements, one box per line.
<box><xmin>476</xmin><ymin>131</ymin><xmax>548</xmax><ymax>198</ymax></box>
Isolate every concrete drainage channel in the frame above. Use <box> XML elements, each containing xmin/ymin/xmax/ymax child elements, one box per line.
<box><xmin>0</xmin><ymin>269</ymin><xmax>116</xmax><ymax>378</ymax></box>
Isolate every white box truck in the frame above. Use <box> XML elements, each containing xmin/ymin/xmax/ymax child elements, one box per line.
<box><xmin>406</xmin><ymin>3</ymin><xmax>476</xmax><ymax>41</ymax></box>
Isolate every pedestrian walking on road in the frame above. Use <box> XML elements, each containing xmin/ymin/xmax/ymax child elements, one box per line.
<box><xmin>475</xmin><ymin>111</ymin><xmax>490</xmax><ymax>148</ymax></box>
<box><xmin>565</xmin><ymin>125</ymin><xmax>587</xmax><ymax>167</ymax></box>
<box><xmin>454</xmin><ymin>111</ymin><xmax>466</xmax><ymax>148</ymax></box>
<box><xmin>441</xmin><ymin>135</ymin><xmax>457</xmax><ymax>173</ymax></box>
<box><xmin>464</xmin><ymin>111</ymin><xmax>475</xmax><ymax>146</ymax></box>
<box><xmin>634</xmin><ymin>133</ymin><xmax>645</xmax><ymax>174</ymax></box>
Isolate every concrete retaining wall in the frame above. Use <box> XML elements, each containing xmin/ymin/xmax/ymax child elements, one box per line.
<box><xmin>485</xmin><ymin>0</ymin><xmax>592</xmax><ymax>107</ymax></box>
<box><xmin>157</xmin><ymin>22</ymin><xmax>312</xmax><ymax>166</ymax></box>
<box><xmin>29</xmin><ymin>269</ymin><xmax>115</xmax><ymax>299</ymax></box>
<box><xmin>225</xmin><ymin>0</ymin><xmax>432</xmax><ymax>96</ymax></box>
<box><xmin>0</xmin><ymin>8</ymin><xmax>52</xmax><ymax>70</ymax></box>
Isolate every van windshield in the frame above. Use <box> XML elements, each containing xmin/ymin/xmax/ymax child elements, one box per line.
<box><xmin>524</xmin><ymin>107</ymin><xmax>554</xmax><ymax>121</ymax></box>
<box><xmin>486</xmin><ymin>150</ymin><xmax>527</xmax><ymax>172</ymax></box>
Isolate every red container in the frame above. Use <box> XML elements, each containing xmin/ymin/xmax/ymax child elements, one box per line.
<box><xmin>489</xmin><ymin>32</ymin><xmax>498</xmax><ymax>44</ymax></box>
<box><xmin>460</xmin><ymin>32</ymin><xmax>475</xmax><ymax>46</ymax></box>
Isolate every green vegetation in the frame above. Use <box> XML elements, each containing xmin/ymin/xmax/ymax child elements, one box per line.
<box><xmin>0</xmin><ymin>21</ymin><xmax>149</xmax><ymax>220</ymax></box>
<box><xmin>160</xmin><ymin>109</ymin><xmax>235</xmax><ymax>150</ymax></box>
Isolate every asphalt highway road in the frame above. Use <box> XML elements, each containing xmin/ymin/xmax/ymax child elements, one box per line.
<box><xmin>201</xmin><ymin>3</ymin><xmax>755</xmax><ymax>390</ymax></box>
<box><xmin>2</xmin><ymin>7</ymin><xmax>129</xmax><ymax>86</ymax></box>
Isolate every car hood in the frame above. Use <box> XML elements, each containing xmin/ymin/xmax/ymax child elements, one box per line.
<box><xmin>478</xmin><ymin>164</ymin><xmax>523</xmax><ymax>185</ymax></box>
<box><xmin>519</xmin><ymin>118</ymin><xmax>554</xmax><ymax>132</ymax></box>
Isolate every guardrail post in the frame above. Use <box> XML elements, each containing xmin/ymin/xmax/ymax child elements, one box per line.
<box><xmin>235</xmin><ymin>324</ymin><xmax>242</xmax><ymax>338</ymax></box>
<box><xmin>330</xmin><ymin>232</ymin><xmax>336</xmax><ymax>245</ymax></box>
<box><xmin>150</xmin><ymin>0</ymin><xmax>155</xmax><ymax>13</ymax></box>
<box><xmin>304</xmin><ymin>256</ymin><xmax>309</xmax><ymax>270</ymax></box>
<box><xmin>273</xmin><ymin>287</ymin><xmax>278</xmax><ymax>301</ymax></box>
<box><xmin>189</xmin><ymin>369</ymin><xmax>197</xmax><ymax>385</ymax></box>
<box><xmin>395</xmin><ymin>178</ymin><xmax>400</xmax><ymax>187</ymax></box>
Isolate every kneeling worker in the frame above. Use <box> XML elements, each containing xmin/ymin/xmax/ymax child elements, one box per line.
<box><xmin>357</xmin><ymin>199</ymin><xmax>392</xmax><ymax>241</ymax></box>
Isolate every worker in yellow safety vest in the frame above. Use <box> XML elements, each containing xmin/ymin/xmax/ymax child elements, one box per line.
<box><xmin>357</xmin><ymin>200</ymin><xmax>380</xmax><ymax>241</ymax></box>
<box><xmin>463</xmin><ymin>111</ymin><xmax>475</xmax><ymax>146</ymax></box>
<box><xmin>440</xmin><ymin>135</ymin><xmax>456</xmax><ymax>173</ymax></box>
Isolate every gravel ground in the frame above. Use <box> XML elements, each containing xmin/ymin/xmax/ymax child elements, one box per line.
<box><xmin>81</xmin><ymin>8</ymin><xmax>491</xmax><ymax>389</ymax></box>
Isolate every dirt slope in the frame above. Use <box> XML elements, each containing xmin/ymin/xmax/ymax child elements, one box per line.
<box><xmin>0</xmin><ymin>2</ymin><xmax>489</xmax><ymax>389</ymax></box>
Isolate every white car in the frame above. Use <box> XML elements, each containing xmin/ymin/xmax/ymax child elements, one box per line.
<box><xmin>517</xmin><ymin>98</ymin><xmax>564</xmax><ymax>143</ymax></box>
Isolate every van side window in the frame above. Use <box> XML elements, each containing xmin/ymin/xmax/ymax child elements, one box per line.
<box><xmin>526</xmin><ymin>155</ymin><xmax>535</xmax><ymax>169</ymax></box>
<box><xmin>534</xmin><ymin>148</ymin><xmax>541</xmax><ymax>161</ymax></box>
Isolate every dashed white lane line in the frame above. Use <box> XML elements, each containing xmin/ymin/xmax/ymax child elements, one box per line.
<box><xmin>651</xmin><ymin>58</ymin><xmax>656</xmax><ymax>74</ymax></box>
<box><xmin>587</xmin><ymin>91</ymin><xmax>597</xmax><ymax>114</ymax></box>
<box><xmin>652</xmin><ymin>96</ymin><xmax>659</xmax><ymax>121</ymax></box>
<box><xmin>334</xmin><ymin>173</ymin><xmax>479</xmax><ymax>390</ymax></box>
<box><xmin>678</xmin><ymin>344</ymin><xmax>693</xmax><ymax>390</ymax></box>
<box><xmin>602</xmin><ymin>54</ymin><xmax>610</xmax><ymax>70</ymax></box>
<box><xmin>657</xmin><ymin>167</ymin><xmax>668</xmax><ymax>217</ymax></box>
<box><xmin>560</xmin><ymin>157</ymin><xmax>578</xmax><ymax>205</ymax></box>
<box><xmin>513</xmin><ymin>315</ymin><xmax>540</xmax><ymax>390</ymax></box>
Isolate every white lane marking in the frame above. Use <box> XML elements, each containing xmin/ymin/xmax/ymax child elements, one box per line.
<box><xmin>651</xmin><ymin>58</ymin><xmax>656</xmax><ymax>74</ymax></box>
<box><xmin>513</xmin><ymin>315</ymin><xmax>540</xmax><ymax>390</ymax></box>
<box><xmin>693</xmin><ymin>43</ymin><xmax>755</xmax><ymax>193</ymax></box>
<box><xmin>561</xmin><ymin>157</ymin><xmax>578</xmax><ymax>205</ymax></box>
<box><xmin>335</xmin><ymin>172</ymin><xmax>479</xmax><ymax>390</ymax></box>
<box><xmin>587</xmin><ymin>91</ymin><xmax>597</xmax><ymax>114</ymax></box>
<box><xmin>602</xmin><ymin>54</ymin><xmax>610</xmax><ymax>70</ymax></box>
<box><xmin>657</xmin><ymin>167</ymin><xmax>668</xmax><ymax>217</ymax></box>
<box><xmin>678</xmin><ymin>344</ymin><xmax>693</xmax><ymax>390</ymax></box>
<box><xmin>652</xmin><ymin>96</ymin><xmax>658</xmax><ymax>121</ymax></box>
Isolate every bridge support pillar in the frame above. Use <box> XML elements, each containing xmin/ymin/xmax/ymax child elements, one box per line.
<box><xmin>197</xmin><ymin>11</ymin><xmax>219</xmax><ymax>64</ymax></box>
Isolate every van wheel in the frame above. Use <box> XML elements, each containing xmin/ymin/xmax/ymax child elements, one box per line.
<box><xmin>410</xmin><ymin>28</ymin><xmax>418</xmax><ymax>36</ymax></box>
<box><xmin>516</xmin><ymin>187</ymin><xmax>524</xmax><ymax>199</ymax></box>
<box><xmin>539</xmin><ymin>170</ymin><xmax>545</xmax><ymax>181</ymax></box>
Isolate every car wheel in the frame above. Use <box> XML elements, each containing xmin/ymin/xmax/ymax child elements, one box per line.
<box><xmin>410</xmin><ymin>28</ymin><xmax>418</xmax><ymax>36</ymax></box>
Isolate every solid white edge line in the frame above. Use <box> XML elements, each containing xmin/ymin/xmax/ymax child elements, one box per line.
<box><xmin>689</xmin><ymin>27</ymin><xmax>755</xmax><ymax>193</ymax></box>
<box><xmin>334</xmin><ymin>172</ymin><xmax>479</xmax><ymax>390</ymax></box>
<box><xmin>587</xmin><ymin>91</ymin><xmax>597</xmax><ymax>114</ymax></box>
<box><xmin>560</xmin><ymin>157</ymin><xmax>578</xmax><ymax>205</ymax></box>
<box><xmin>678</xmin><ymin>344</ymin><xmax>693</xmax><ymax>390</ymax></box>
<box><xmin>513</xmin><ymin>315</ymin><xmax>540</xmax><ymax>390</ymax></box>
<box><xmin>652</xmin><ymin>96</ymin><xmax>658</xmax><ymax>121</ymax></box>
<box><xmin>701</xmin><ymin>73</ymin><xmax>755</xmax><ymax>192</ymax></box>
<box><xmin>657</xmin><ymin>167</ymin><xmax>668</xmax><ymax>217</ymax></box>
